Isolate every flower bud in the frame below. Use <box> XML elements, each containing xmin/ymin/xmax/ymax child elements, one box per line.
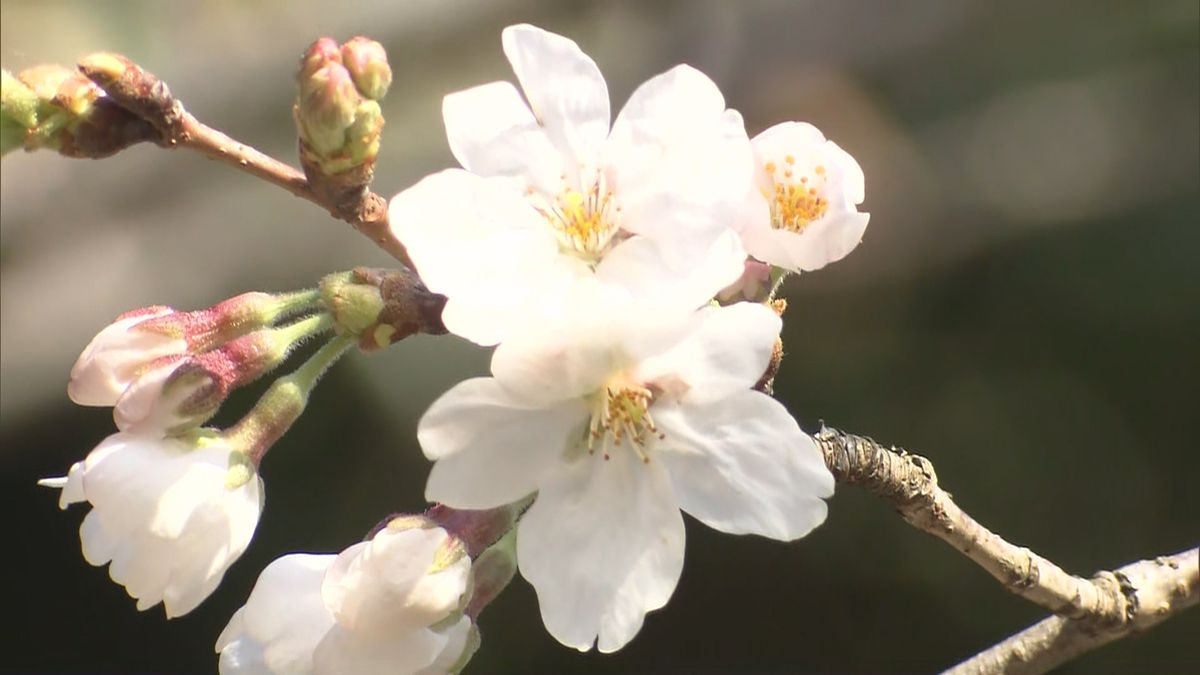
<box><xmin>294</xmin><ymin>36</ymin><xmax>390</xmax><ymax>178</ymax></box>
<box><xmin>69</xmin><ymin>290</ymin><xmax>320</xmax><ymax>407</ymax></box>
<box><xmin>69</xmin><ymin>306</ymin><xmax>184</xmax><ymax>406</ymax></box>
<box><xmin>296</xmin><ymin>61</ymin><xmax>359</xmax><ymax>156</ymax></box>
<box><xmin>298</xmin><ymin>37</ymin><xmax>342</xmax><ymax>83</ymax></box>
<box><xmin>320</xmin><ymin>267</ymin><xmax>447</xmax><ymax>352</ymax></box>
<box><xmin>341</xmin><ymin>37</ymin><xmax>391</xmax><ymax>101</ymax></box>
<box><xmin>1</xmin><ymin>63</ymin><xmax>157</xmax><ymax>158</ymax></box>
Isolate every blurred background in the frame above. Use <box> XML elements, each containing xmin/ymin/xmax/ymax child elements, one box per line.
<box><xmin>2</xmin><ymin>1</ymin><xmax>1197</xmax><ymax>673</ymax></box>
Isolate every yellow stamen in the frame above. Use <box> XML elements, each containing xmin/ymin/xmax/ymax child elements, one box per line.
<box><xmin>587</xmin><ymin>382</ymin><xmax>661</xmax><ymax>463</ymax></box>
<box><xmin>537</xmin><ymin>180</ymin><xmax>619</xmax><ymax>262</ymax></box>
<box><xmin>763</xmin><ymin>159</ymin><xmax>829</xmax><ymax>233</ymax></box>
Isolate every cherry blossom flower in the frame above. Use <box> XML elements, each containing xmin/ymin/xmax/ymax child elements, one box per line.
<box><xmin>736</xmin><ymin>121</ymin><xmax>869</xmax><ymax>272</ymax></box>
<box><xmin>39</xmin><ymin>431</ymin><xmax>262</xmax><ymax>617</ymax></box>
<box><xmin>417</xmin><ymin>301</ymin><xmax>833</xmax><ymax>651</ymax></box>
<box><xmin>389</xmin><ymin>23</ymin><xmax>754</xmax><ymax>346</ymax></box>
<box><xmin>216</xmin><ymin>526</ymin><xmax>475</xmax><ymax>675</ymax></box>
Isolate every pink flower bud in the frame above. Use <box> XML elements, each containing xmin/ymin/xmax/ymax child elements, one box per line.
<box><xmin>298</xmin><ymin>37</ymin><xmax>342</xmax><ymax>83</ymax></box>
<box><xmin>69</xmin><ymin>291</ymin><xmax>317</xmax><ymax>408</ymax></box>
<box><xmin>113</xmin><ymin>319</ymin><xmax>320</xmax><ymax>434</ymax></box>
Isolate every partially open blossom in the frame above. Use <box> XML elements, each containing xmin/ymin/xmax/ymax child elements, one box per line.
<box><xmin>39</xmin><ymin>431</ymin><xmax>263</xmax><ymax>617</ymax></box>
<box><xmin>736</xmin><ymin>121</ymin><xmax>869</xmax><ymax>272</ymax></box>
<box><xmin>217</xmin><ymin>523</ymin><xmax>475</xmax><ymax>675</ymax></box>
<box><xmin>417</xmin><ymin>301</ymin><xmax>834</xmax><ymax>651</ymax></box>
<box><xmin>390</xmin><ymin>23</ymin><xmax>753</xmax><ymax>346</ymax></box>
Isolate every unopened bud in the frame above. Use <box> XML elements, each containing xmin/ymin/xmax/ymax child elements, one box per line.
<box><xmin>113</xmin><ymin>314</ymin><xmax>328</xmax><ymax>434</ymax></box>
<box><xmin>320</xmin><ymin>267</ymin><xmax>446</xmax><ymax>351</ymax></box>
<box><xmin>1</xmin><ymin>63</ymin><xmax>157</xmax><ymax>158</ymax></box>
<box><xmin>298</xmin><ymin>37</ymin><xmax>342</xmax><ymax>83</ymax></box>
<box><xmin>296</xmin><ymin>62</ymin><xmax>359</xmax><ymax>156</ymax></box>
<box><xmin>341</xmin><ymin>37</ymin><xmax>391</xmax><ymax>101</ymax></box>
<box><xmin>294</xmin><ymin>36</ymin><xmax>390</xmax><ymax>180</ymax></box>
<box><xmin>69</xmin><ymin>290</ymin><xmax>320</xmax><ymax>408</ymax></box>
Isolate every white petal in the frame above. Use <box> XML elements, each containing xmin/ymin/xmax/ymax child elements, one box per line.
<box><xmin>217</xmin><ymin>554</ymin><xmax>336</xmax><ymax>674</ymax></box>
<box><xmin>606</xmin><ymin>67</ymin><xmax>753</xmax><ymax>236</ymax></box>
<box><xmin>419</xmin><ymin>378</ymin><xmax>589</xmax><ymax>509</ymax></box>
<box><xmin>322</xmin><ymin>528</ymin><xmax>469</xmax><ymax>634</ymax></box>
<box><xmin>79</xmin><ymin>509</ymin><xmax>117</xmax><ymax>566</ymax></box>
<box><xmin>442</xmin><ymin>81</ymin><xmax>566</xmax><ymax>194</ymax></box>
<box><xmin>596</xmin><ymin>229</ymin><xmax>746</xmax><ymax>312</ymax></box>
<box><xmin>388</xmin><ymin>169</ymin><xmax>570</xmax><ymax>346</ymax></box>
<box><xmin>828</xmin><ymin>139</ymin><xmax>866</xmax><ymax>205</ymax></box>
<box><xmin>655</xmin><ymin>391</ymin><xmax>833</xmax><ymax>540</ymax></box>
<box><xmin>416</xmin><ymin>616</ymin><xmax>475</xmax><ymax>675</ymax></box>
<box><xmin>490</xmin><ymin>314</ymin><xmax>620</xmax><ymax>406</ymax></box>
<box><xmin>313</xmin><ymin>625</ymin><xmax>448</xmax><ymax>675</ymax></box>
<box><xmin>634</xmin><ymin>302</ymin><xmax>780</xmax><ymax>405</ymax></box>
<box><xmin>501</xmin><ymin>24</ymin><xmax>610</xmax><ymax>168</ymax></box>
<box><xmin>517</xmin><ymin>449</ymin><xmax>685</xmax><ymax>652</ymax></box>
<box><xmin>776</xmin><ymin>211</ymin><xmax>871</xmax><ymax>272</ymax></box>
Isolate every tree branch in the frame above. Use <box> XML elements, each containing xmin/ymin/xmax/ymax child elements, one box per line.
<box><xmin>945</xmin><ymin>548</ymin><xmax>1198</xmax><ymax>675</ymax></box>
<box><xmin>813</xmin><ymin>425</ymin><xmax>1198</xmax><ymax>672</ymax></box>
<box><xmin>74</xmin><ymin>52</ymin><xmax>410</xmax><ymax>267</ymax></box>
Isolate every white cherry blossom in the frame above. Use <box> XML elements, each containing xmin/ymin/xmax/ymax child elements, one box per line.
<box><xmin>68</xmin><ymin>306</ymin><xmax>185</xmax><ymax>406</ymax></box>
<box><xmin>736</xmin><ymin>121</ymin><xmax>870</xmax><ymax>272</ymax></box>
<box><xmin>390</xmin><ymin>23</ymin><xmax>753</xmax><ymax>345</ymax></box>
<box><xmin>417</xmin><ymin>301</ymin><xmax>833</xmax><ymax>652</ymax></box>
<box><xmin>216</xmin><ymin>527</ymin><xmax>475</xmax><ymax>675</ymax></box>
<box><xmin>39</xmin><ymin>431</ymin><xmax>262</xmax><ymax>617</ymax></box>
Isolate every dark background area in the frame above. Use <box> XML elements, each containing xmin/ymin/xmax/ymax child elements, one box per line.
<box><xmin>2</xmin><ymin>1</ymin><xmax>1197</xmax><ymax>673</ymax></box>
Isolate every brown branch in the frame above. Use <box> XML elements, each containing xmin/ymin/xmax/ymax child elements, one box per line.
<box><xmin>945</xmin><ymin>548</ymin><xmax>1198</xmax><ymax>675</ymax></box>
<box><xmin>74</xmin><ymin>52</ymin><xmax>411</xmax><ymax>267</ymax></box>
<box><xmin>814</xmin><ymin>425</ymin><xmax>1198</xmax><ymax>672</ymax></box>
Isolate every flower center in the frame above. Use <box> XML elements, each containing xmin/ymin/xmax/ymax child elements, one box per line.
<box><xmin>534</xmin><ymin>174</ymin><xmax>619</xmax><ymax>262</ymax></box>
<box><xmin>586</xmin><ymin>380</ymin><xmax>663</xmax><ymax>463</ymax></box>
<box><xmin>764</xmin><ymin>156</ymin><xmax>828</xmax><ymax>233</ymax></box>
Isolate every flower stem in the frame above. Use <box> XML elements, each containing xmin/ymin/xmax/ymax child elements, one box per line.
<box><xmin>224</xmin><ymin>334</ymin><xmax>354</xmax><ymax>467</ymax></box>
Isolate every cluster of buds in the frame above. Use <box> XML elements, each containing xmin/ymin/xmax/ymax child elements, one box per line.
<box><xmin>40</xmin><ymin>288</ymin><xmax>349</xmax><ymax>617</ymax></box>
<box><xmin>0</xmin><ymin>64</ymin><xmax>155</xmax><ymax>157</ymax></box>
<box><xmin>294</xmin><ymin>36</ymin><xmax>391</xmax><ymax>193</ymax></box>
